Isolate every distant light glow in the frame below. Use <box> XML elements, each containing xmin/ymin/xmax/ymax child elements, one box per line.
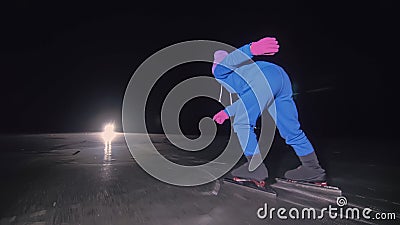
<box><xmin>102</xmin><ymin>123</ymin><xmax>116</xmax><ymax>143</ymax></box>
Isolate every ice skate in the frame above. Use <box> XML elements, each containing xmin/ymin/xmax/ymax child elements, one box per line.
<box><xmin>224</xmin><ymin>154</ymin><xmax>276</xmax><ymax>196</ymax></box>
<box><xmin>276</xmin><ymin>151</ymin><xmax>341</xmax><ymax>198</ymax></box>
<box><xmin>283</xmin><ymin>151</ymin><xmax>327</xmax><ymax>185</ymax></box>
<box><xmin>231</xmin><ymin>154</ymin><xmax>268</xmax><ymax>179</ymax></box>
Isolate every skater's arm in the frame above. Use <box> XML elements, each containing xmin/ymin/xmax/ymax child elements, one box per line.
<box><xmin>213</xmin><ymin>44</ymin><xmax>254</xmax><ymax>94</ymax></box>
<box><xmin>213</xmin><ymin>44</ymin><xmax>253</xmax><ymax>80</ymax></box>
<box><xmin>213</xmin><ymin>37</ymin><xmax>279</xmax><ymax>95</ymax></box>
<box><xmin>224</xmin><ymin>99</ymin><xmax>240</xmax><ymax>117</ymax></box>
<box><xmin>214</xmin><ymin>36</ymin><xmax>279</xmax><ymax>79</ymax></box>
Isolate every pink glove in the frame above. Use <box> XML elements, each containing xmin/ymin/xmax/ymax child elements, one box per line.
<box><xmin>250</xmin><ymin>37</ymin><xmax>279</xmax><ymax>56</ymax></box>
<box><xmin>213</xmin><ymin>110</ymin><xmax>229</xmax><ymax>124</ymax></box>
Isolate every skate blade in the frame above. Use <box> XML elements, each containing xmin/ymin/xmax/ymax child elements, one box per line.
<box><xmin>273</xmin><ymin>178</ymin><xmax>342</xmax><ymax>201</ymax></box>
<box><xmin>223</xmin><ymin>178</ymin><xmax>276</xmax><ymax>198</ymax></box>
<box><xmin>232</xmin><ymin>177</ymin><xmax>266</xmax><ymax>188</ymax></box>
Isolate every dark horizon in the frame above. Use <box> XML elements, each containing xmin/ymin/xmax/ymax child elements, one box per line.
<box><xmin>1</xmin><ymin>1</ymin><xmax>397</xmax><ymax>139</ymax></box>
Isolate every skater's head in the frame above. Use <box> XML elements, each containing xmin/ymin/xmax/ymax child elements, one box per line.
<box><xmin>211</xmin><ymin>50</ymin><xmax>228</xmax><ymax>75</ymax></box>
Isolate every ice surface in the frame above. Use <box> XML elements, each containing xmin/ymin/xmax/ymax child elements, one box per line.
<box><xmin>0</xmin><ymin>133</ymin><xmax>398</xmax><ymax>224</ymax></box>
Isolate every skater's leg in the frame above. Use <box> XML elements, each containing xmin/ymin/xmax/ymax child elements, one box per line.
<box><xmin>230</xmin><ymin>88</ymin><xmax>265</xmax><ymax>156</ymax></box>
<box><xmin>230</xmin><ymin>94</ymin><xmax>268</xmax><ymax>180</ymax></box>
<box><xmin>274</xmin><ymin>70</ymin><xmax>326</xmax><ymax>182</ymax></box>
<box><xmin>274</xmin><ymin>97</ymin><xmax>314</xmax><ymax>156</ymax></box>
<box><xmin>273</xmin><ymin>69</ymin><xmax>316</xmax><ymax>156</ymax></box>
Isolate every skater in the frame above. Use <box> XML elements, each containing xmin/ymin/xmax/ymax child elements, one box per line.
<box><xmin>211</xmin><ymin>37</ymin><xmax>326</xmax><ymax>187</ymax></box>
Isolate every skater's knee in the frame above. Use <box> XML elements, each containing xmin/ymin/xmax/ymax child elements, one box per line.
<box><xmin>233</xmin><ymin>124</ymin><xmax>251</xmax><ymax>130</ymax></box>
<box><xmin>233</xmin><ymin>124</ymin><xmax>256</xmax><ymax>133</ymax></box>
<box><xmin>283</xmin><ymin>131</ymin><xmax>308</xmax><ymax>145</ymax></box>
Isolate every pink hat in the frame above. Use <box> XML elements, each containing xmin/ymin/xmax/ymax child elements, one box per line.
<box><xmin>212</xmin><ymin>50</ymin><xmax>228</xmax><ymax>75</ymax></box>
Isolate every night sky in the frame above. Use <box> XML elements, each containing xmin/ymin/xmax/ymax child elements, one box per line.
<box><xmin>1</xmin><ymin>1</ymin><xmax>397</xmax><ymax>138</ymax></box>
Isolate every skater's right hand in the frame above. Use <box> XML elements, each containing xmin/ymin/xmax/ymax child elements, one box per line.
<box><xmin>250</xmin><ymin>37</ymin><xmax>279</xmax><ymax>56</ymax></box>
<box><xmin>213</xmin><ymin>110</ymin><xmax>229</xmax><ymax>124</ymax></box>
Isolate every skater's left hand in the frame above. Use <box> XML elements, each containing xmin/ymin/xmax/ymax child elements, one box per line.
<box><xmin>250</xmin><ymin>37</ymin><xmax>280</xmax><ymax>56</ymax></box>
<box><xmin>213</xmin><ymin>110</ymin><xmax>229</xmax><ymax>124</ymax></box>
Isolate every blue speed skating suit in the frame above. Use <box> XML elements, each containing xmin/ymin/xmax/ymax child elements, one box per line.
<box><xmin>213</xmin><ymin>44</ymin><xmax>315</xmax><ymax>157</ymax></box>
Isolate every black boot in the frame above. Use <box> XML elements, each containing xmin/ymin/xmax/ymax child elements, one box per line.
<box><xmin>231</xmin><ymin>154</ymin><xmax>268</xmax><ymax>181</ymax></box>
<box><xmin>284</xmin><ymin>151</ymin><xmax>326</xmax><ymax>182</ymax></box>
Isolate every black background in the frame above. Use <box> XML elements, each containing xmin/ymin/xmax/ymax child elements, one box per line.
<box><xmin>1</xmin><ymin>0</ymin><xmax>398</xmax><ymax>138</ymax></box>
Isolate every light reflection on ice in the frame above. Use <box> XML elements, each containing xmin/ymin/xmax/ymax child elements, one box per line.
<box><xmin>102</xmin><ymin>123</ymin><xmax>115</xmax><ymax>162</ymax></box>
<box><xmin>101</xmin><ymin>123</ymin><xmax>115</xmax><ymax>181</ymax></box>
<box><xmin>104</xmin><ymin>141</ymin><xmax>112</xmax><ymax>162</ymax></box>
